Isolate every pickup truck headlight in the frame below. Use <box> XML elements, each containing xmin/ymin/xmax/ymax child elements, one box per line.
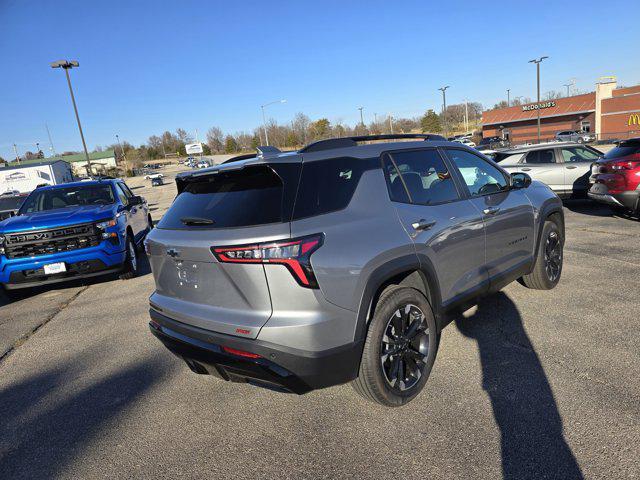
<box><xmin>95</xmin><ymin>219</ymin><xmax>118</xmax><ymax>239</ymax></box>
<box><xmin>0</xmin><ymin>234</ymin><xmax>5</xmax><ymax>255</ymax></box>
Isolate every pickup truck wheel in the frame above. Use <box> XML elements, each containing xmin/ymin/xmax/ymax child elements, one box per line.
<box><xmin>352</xmin><ymin>286</ymin><xmax>438</xmax><ymax>407</ymax></box>
<box><xmin>520</xmin><ymin>220</ymin><xmax>563</xmax><ymax>290</ymax></box>
<box><xmin>119</xmin><ymin>235</ymin><xmax>138</xmax><ymax>280</ymax></box>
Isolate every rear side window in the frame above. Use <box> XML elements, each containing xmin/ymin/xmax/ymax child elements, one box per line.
<box><xmin>159</xmin><ymin>165</ymin><xmax>296</xmax><ymax>229</ymax></box>
<box><xmin>382</xmin><ymin>149</ymin><xmax>459</xmax><ymax>205</ymax></box>
<box><xmin>292</xmin><ymin>157</ymin><xmax>377</xmax><ymax>219</ymax></box>
<box><xmin>524</xmin><ymin>149</ymin><xmax>556</xmax><ymax>164</ymax></box>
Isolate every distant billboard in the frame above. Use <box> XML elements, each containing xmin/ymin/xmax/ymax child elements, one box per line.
<box><xmin>185</xmin><ymin>143</ymin><xmax>203</xmax><ymax>155</ymax></box>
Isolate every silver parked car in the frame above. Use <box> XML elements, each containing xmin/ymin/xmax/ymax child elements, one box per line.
<box><xmin>493</xmin><ymin>142</ymin><xmax>602</xmax><ymax>197</ymax></box>
<box><xmin>555</xmin><ymin>130</ymin><xmax>595</xmax><ymax>143</ymax></box>
<box><xmin>146</xmin><ymin>135</ymin><xmax>564</xmax><ymax>406</ymax></box>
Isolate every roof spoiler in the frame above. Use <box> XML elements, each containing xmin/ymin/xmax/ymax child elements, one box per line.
<box><xmin>299</xmin><ymin>134</ymin><xmax>447</xmax><ymax>153</ymax></box>
<box><xmin>256</xmin><ymin>146</ymin><xmax>282</xmax><ymax>157</ymax></box>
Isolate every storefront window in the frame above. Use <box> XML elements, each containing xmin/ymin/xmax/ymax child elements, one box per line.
<box><xmin>580</xmin><ymin>121</ymin><xmax>591</xmax><ymax>133</ymax></box>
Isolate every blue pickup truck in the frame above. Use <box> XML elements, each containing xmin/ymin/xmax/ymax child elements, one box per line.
<box><xmin>0</xmin><ymin>179</ymin><xmax>152</xmax><ymax>292</ymax></box>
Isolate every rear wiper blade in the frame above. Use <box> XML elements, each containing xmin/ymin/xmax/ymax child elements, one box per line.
<box><xmin>180</xmin><ymin>216</ymin><xmax>214</xmax><ymax>226</ymax></box>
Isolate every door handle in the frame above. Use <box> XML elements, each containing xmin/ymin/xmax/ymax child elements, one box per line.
<box><xmin>483</xmin><ymin>206</ymin><xmax>500</xmax><ymax>215</ymax></box>
<box><xmin>411</xmin><ymin>219</ymin><xmax>436</xmax><ymax>231</ymax></box>
<box><xmin>565</xmin><ymin>165</ymin><xmax>577</xmax><ymax>169</ymax></box>
<box><xmin>520</xmin><ymin>167</ymin><xmax>532</xmax><ymax>171</ymax></box>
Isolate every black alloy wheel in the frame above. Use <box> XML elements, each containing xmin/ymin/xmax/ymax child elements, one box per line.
<box><xmin>380</xmin><ymin>304</ymin><xmax>430</xmax><ymax>392</ymax></box>
<box><xmin>544</xmin><ymin>230</ymin><xmax>562</xmax><ymax>283</ymax></box>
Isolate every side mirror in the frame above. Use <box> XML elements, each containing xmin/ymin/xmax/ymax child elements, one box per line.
<box><xmin>510</xmin><ymin>172</ymin><xmax>532</xmax><ymax>189</ymax></box>
<box><xmin>129</xmin><ymin>195</ymin><xmax>143</xmax><ymax>206</ymax></box>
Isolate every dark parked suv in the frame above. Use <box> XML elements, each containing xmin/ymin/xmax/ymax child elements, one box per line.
<box><xmin>146</xmin><ymin>135</ymin><xmax>564</xmax><ymax>406</ymax></box>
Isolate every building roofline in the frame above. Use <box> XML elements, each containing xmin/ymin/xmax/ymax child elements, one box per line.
<box><xmin>483</xmin><ymin>109</ymin><xmax>595</xmax><ymax>127</ymax></box>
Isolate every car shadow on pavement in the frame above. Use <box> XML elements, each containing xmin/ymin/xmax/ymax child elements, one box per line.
<box><xmin>563</xmin><ymin>199</ymin><xmax>639</xmax><ymax>221</ymax></box>
<box><xmin>453</xmin><ymin>292</ymin><xmax>583</xmax><ymax>480</ymax></box>
<box><xmin>0</xmin><ymin>353</ymin><xmax>171</xmax><ymax>478</ymax></box>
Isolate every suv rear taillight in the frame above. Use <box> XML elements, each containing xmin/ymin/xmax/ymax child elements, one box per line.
<box><xmin>212</xmin><ymin>234</ymin><xmax>324</xmax><ymax>288</ymax></box>
<box><xmin>610</xmin><ymin>155</ymin><xmax>640</xmax><ymax>170</ymax></box>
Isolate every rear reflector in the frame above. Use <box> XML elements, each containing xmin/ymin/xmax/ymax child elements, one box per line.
<box><xmin>212</xmin><ymin>233</ymin><xmax>324</xmax><ymax>288</ymax></box>
<box><xmin>222</xmin><ymin>346</ymin><xmax>261</xmax><ymax>359</ymax></box>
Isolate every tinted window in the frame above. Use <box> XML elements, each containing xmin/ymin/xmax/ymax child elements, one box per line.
<box><xmin>524</xmin><ymin>149</ymin><xmax>556</xmax><ymax>164</ymax></box>
<box><xmin>159</xmin><ymin>166</ymin><xmax>291</xmax><ymax>229</ymax></box>
<box><xmin>561</xmin><ymin>147</ymin><xmax>600</xmax><ymax>163</ymax></box>
<box><xmin>293</xmin><ymin>157</ymin><xmax>377</xmax><ymax>219</ymax></box>
<box><xmin>603</xmin><ymin>143</ymin><xmax>640</xmax><ymax>160</ymax></box>
<box><xmin>115</xmin><ymin>183</ymin><xmax>129</xmax><ymax>205</ymax></box>
<box><xmin>445</xmin><ymin>149</ymin><xmax>508</xmax><ymax>196</ymax></box>
<box><xmin>383</xmin><ymin>149</ymin><xmax>459</xmax><ymax>205</ymax></box>
<box><xmin>19</xmin><ymin>185</ymin><xmax>115</xmax><ymax>213</ymax></box>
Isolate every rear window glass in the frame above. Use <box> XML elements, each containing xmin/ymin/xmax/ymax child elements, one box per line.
<box><xmin>603</xmin><ymin>144</ymin><xmax>640</xmax><ymax>159</ymax></box>
<box><xmin>292</xmin><ymin>157</ymin><xmax>378</xmax><ymax>219</ymax></box>
<box><xmin>159</xmin><ymin>165</ymin><xmax>295</xmax><ymax>229</ymax></box>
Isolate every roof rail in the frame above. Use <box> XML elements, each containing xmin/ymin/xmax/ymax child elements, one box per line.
<box><xmin>299</xmin><ymin>134</ymin><xmax>447</xmax><ymax>153</ymax></box>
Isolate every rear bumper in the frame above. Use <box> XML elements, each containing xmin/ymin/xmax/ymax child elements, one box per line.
<box><xmin>149</xmin><ymin>308</ymin><xmax>363</xmax><ymax>394</ymax></box>
<box><xmin>588</xmin><ymin>184</ymin><xmax>640</xmax><ymax>211</ymax></box>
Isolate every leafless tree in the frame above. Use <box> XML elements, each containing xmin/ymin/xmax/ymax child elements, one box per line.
<box><xmin>206</xmin><ymin>126</ymin><xmax>224</xmax><ymax>153</ymax></box>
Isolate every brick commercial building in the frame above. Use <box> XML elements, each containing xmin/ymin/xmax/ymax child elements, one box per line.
<box><xmin>482</xmin><ymin>78</ymin><xmax>640</xmax><ymax>144</ymax></box>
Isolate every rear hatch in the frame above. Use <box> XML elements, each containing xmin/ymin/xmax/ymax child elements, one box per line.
<box><xmin>146</xmin><ymin>159</ymin><xmax>301</xmax><ymax>339</ymax></box>
<box><xmin>591</xmin><ymin>140</ymin><xmax>640</xmax><ymax>191</ymax></box>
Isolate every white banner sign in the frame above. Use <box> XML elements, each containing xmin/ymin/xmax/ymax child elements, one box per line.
<box><xmin>185</xmin><ymin>143</ymin><xmax>203</xmax><ymax>155</ymax></box>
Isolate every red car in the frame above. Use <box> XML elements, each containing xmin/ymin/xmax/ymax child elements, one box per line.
<box><xmin>589</xmin><ymin>138</ymin><xmax>640</xmax><ymax>214</ymax></box>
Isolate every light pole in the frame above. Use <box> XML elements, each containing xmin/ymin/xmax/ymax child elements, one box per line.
<box><xmin>13</xmin><ymin>143</ymin><xmax>20</xmax><ymax>163</ymax></box>
<box><xmin>563</xmin><ymin>83</ymin><xmax>571</xmax><ymax>97</ymax></box>
<box><xmin>260</xmin><ymin>99</ymin><xmax>286</xmax><ymax>146</ymax></box>
<box><xmin>529</xmin><ymin>56</ymin><xmax>549</xmax><ymax>143</ymax></box>
<box><xmin>358</xmin><ymin>106</ymin><xmax>364</xmax><ymax>127</ymax></box>
<box><xmin>50</xmin><ymin>60</ymin><xmax>92</xmax><ymax>174</ymax></box>
<box><xmin>507</xmin><ymin>89</ymin><xmax>511</xmax><ymax>107</ymax></box>
<box><xmin>462</xmin><ymin>98</ymin><xmax>469</xmax><ymax>133</ymax></box>
<box><xmin>45</xmin><ymin>123</ymin><xmax>56</xmax><ymax>156</ymax></box>
<box><xmin>438</xmin><ymin>86</ymin><xmax>450</xmax><ymax>137</ymax></box>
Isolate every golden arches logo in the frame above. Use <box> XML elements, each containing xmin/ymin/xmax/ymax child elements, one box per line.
<box><xmin>629</xmin><ymin>114</ymin><xmax>640</xmax><ymax>126</ymax></box>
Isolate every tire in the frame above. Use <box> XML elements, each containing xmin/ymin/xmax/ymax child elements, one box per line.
<box><xmin>352</xmin><ymin>286</ymin><xmax>439</xmax><ymax>407</ymax></box>
<box><xmin>520</xmin><ymin>220</ymin><xmax>563</xmax><ymax>290</ymax></box>
<box><xmin>119</xmin><ymin>234</ymin><xmax>139</xmax><ymax>280</ymax></box>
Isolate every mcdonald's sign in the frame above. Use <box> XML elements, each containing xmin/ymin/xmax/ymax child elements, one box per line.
<box><xmin>629</xmin><ymin>113</ymin><xmax>640</xmax><ymax>126</ymax></box>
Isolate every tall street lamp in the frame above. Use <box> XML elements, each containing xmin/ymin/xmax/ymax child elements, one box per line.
<box><xmin>529</xmin><ymin>56</ymin><xmax>549</xmax><ymax>143</ymax></box>
<box><xmin>260</xmin><ymin>99</ymin><xmax>287</xmax><ymax>146</ymax></box>
<box><xmin>507</xmin><ymin>89</ymin><xmax>511</xmax><ymax>107</ymax></box>
<box><xmin>358</xmin><ymin>106</ymin><xmax>364</xmax><ymax>127</ymax></box>
<box><xmin>438</xmin><ymin>86</ymin><xmax>450</xmax><ymax>137</ymax></box>
<box><xmin>50</xmin><ymin>60</ymin><xmax>92</xmax><ymax>173</ymax></box>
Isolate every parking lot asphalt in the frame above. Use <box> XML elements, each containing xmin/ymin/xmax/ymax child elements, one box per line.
<box><xmin>0</xmin><ymin>167</ymin><xmax>638</xmax><ymax>479</ymax></box>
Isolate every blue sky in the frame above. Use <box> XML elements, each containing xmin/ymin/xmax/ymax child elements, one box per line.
<box><xmin>1</xmin><ymin>0</ymin><xmax>639</xmax><ymax>159</ymax></box>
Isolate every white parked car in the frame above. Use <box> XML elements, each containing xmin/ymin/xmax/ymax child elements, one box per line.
<box><xmin>145</xmin><ymin>173</ymin><xmax>164</xmax><ymax>180</ymax></box>
<box><xmin>197</xmin><ymin>160</ymin><xmax>211</xmax><ymax>169</ymax></box>
<box><xmin>452</xmin><ymin>138</ymin><xmax>476</xmax><ymax>148</ymax></box>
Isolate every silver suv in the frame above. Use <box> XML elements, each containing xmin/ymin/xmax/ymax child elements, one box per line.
<box><xmin>146</xmin><ymin>134</ymin><xmax>564</xmax><ymax>407</ymax></box>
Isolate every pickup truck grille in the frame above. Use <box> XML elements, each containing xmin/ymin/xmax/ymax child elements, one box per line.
<box><xmin>4</xmin><ymin>223</ymin><xmax>101</xmax><ymax>259</ymax></box>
